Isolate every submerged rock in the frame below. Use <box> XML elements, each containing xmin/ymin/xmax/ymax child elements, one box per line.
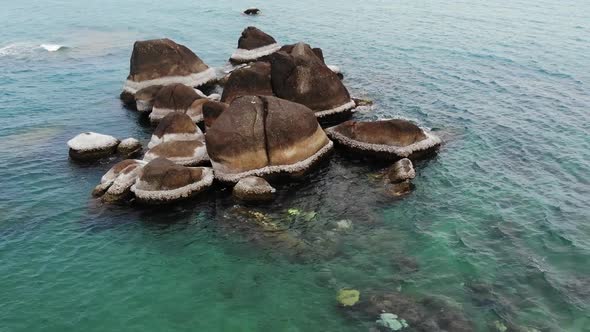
<box><xmin>326</xmin><ymin>119</ymin><xmax>441</xmax><ymax>160</ymax></box>
<box><xmin>149</xmin><ymin>83</ymin><xmax>201</xmax><ymax>123</ymax></box>
<box><xmin>206</xmin><ymin>95</ymin><xmax>333</xmax><ymax>183</ymax></box>
<box><xmin>230</xmin><ymin>26</ymin><xmax>280</xmax><ymax>64</ymax></box>
<box><xmin>121</xmin><ymin>38</ymin><xmax>216</xmax><ymax>106</ymax></box>
<box><xmin>92</xmin><ymin>159</ymin><xmax>146</xmax><ymax>202</ymax></box>
<box><xmin>232</xmin><ymin>176</ymin><xmax>276</xmax><ymax>202</ymax></box>
<box><xmin>376</xmin><ymin>313</ymin><xmax>409</xmax><ymax>331</ymax></box>
<box><xmin>271</xmin><ymin>42</ymin><xmax>355</xmax><ymax>121</ymax></box>
<box><xmin>337</xmin><ymin>289</ymin><xmax>360</xmax><ymax>307</ymax></box>
<box><xmin>130</xmin><ymin>158</ymin><xmax>213</xmax><ymax>204</ymax></box>
<box><xmin>67</xmin><ymin>132</ymin><xmax>120</xmax><ymax>161</ymax></box>
<box><xmin>117</xmin><ymin>138</ymin><xmax>142</xmax><ymax>157</ymax></box>
<box><xmin>220</xmin><ymin>62</ymin><xmax>273</xmax><ymax>103</ymax></box>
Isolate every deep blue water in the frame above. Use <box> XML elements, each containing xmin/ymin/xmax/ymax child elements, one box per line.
<box><xmin>1</xmin><ymin>0</ymin><xmax>589</xmax><ymax>331</ymax></box>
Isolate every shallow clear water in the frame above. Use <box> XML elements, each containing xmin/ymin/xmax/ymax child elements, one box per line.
<box><xmin>1</xmin><ymin>0</ymin><xmax>589</xmax><ymax>331</ymax></box>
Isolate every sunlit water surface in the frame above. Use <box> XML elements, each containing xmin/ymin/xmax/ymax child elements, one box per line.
<box><xmin>1</xmin><ymin>0</ymin><xmax>589</xmax><ymax>331</ymax></box>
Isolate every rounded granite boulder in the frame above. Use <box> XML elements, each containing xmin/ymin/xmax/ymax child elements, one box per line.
<box><xmin>145</xmin><ymin>112</ymin><xmax>208</xmax><ymax>166</ymax></box>
<box><xmin>326</xmin><ymin>119</ymin><xmax>441</xmax><ymax>160</ymax></box>
<box><xmin>92</xmin><ymin>159</ymin><xmax>147</xmax><ymax>202</ymax></box>
<box><xmin>270</xmin><ymin>42</ymin><xmax>355</xmax><ymax>121</ymax></box>
<box><xmin>67</xmin><ymin>132</ymin><xmax>120</xmax><ymax>161</ymax></box>
<box><xmin>149</xmin><ymin>83</ymin><xmax>201</xmax><ymax>123</ymax></box>
<box><xmin>220</xmin><ymin>62</ymin><xmax>273</xmax><ymax>103</ymax></box>
<box><xmin>205</xmin><ymin>95</ymin><xmax>333</xmax><ymax>183</ymax></box>
<box><xmin>230</xmin><ymin>27</ymin><xmax>280</xmax><ymax>64</ymax></box>
<box><xmin>130</xmin><ymin>157</ymin><xmax>214</xmax><ymax>204</ymax></box>
<box><xmin>147</xmin><ymin>112</ymin><xmax>204</xmax><ymax>149</ymax></box>
<box><xmin>121</xmin><ymin>38</ymin><xmax>216</xmax><ymax>100</ymax></box>
<box><xmin>232</xmin><ymin>176</ymin><xmax>276</xmax><ymax>202</ymax></box>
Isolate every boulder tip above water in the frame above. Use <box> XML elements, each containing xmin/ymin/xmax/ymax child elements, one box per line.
<box><xmin>326</xmin><ymin>119</ymin><xmax>441</xmax><ymax>160</ymax></box>
<box><xmin>67</xmin><ymin>132</ymin><xmax>120</xmax><ymax>161</ymax></box>
<box><xmin>232</xmin><ymin>176</ymin><xmax>276</xmax><ymax>202</ymax></box>
<box><xmin>121</xmin><ymin>38</ymin><xmax>216</xmax><ymax>107</ymax></box>
<box><xmin>230</xmin><ymin>27</ymin><xmax>280</xmax><ymax>64</ymax></box>
<box><xmin>149</xmin><ymin>83</ymin><xmax>202</xmax><ymax>123</ymax></box>
<box><xmin>243</xmin><ymin>8</ymin><xmax>260</xmax><ymax>15</ymax></box>
<box><xmin>271</xmin><ymin>42</ymin><xmax>355</xmax><ymax>121</ymax></box>
<box><xmin>205</xmin><ymin>95</ymin><xmax>333</xmax><ymax>183</ymax></box>
<box><xmin>130</xmin><ymin>157</ymin><xmax>214</xmax><ymax>204</ymax></box>
<box><xmin>93</xmin><ymin>159</ymin><xmax>146</xmax><ymax>202</ymax></box>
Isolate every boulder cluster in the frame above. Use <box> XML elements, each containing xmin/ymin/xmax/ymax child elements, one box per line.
<box><xmin>68</xmin><ymin>26</ymin><xmax>442</xmax><ymax>204</ymax></box>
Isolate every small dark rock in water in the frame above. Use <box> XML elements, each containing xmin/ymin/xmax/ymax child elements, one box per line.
<box><xmin>384</xmin><ymin>180</ymin><xmax>414</xmax><ymax>197</ymax></box>
<box><xmin>244</xmin><ymin>8</ymin><xmax>260</xmax><ymax>15</ymax></box>
<box><xmin>387</xmin><ymin>158</ymin><xmax>415</xmax><ymax>183</ymax></box>
<box><xmin>232</xmin><ymin>176</ymin><xmax>276</xmax><ymax>202</ymax></box>
<box><xmin>353</xmin><ymin>97</ymin><xmax>373</xmax><ymax>107</ymax></box>
<box><xmin>392</xmin><ymin>255</ymin><xmax>420</xmax><ymax>274</ymax></box>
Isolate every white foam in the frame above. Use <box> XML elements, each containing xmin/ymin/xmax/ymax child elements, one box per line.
<box><xmin>212</xmin><ymin>140</ymin><xmax>333</xmax><ymax>183</ymax></box>
<box><xmin>67</xmin><ymin>132</ymin><xmax>119</xmax><ymax>151</ymax></box>
<box><xmin>230</xmin><ymin>43</ymin><xmax>281</xmax><ymax>62</ymax></box>
<box><xmin>40</xmin><ymin>44</ymin><xmax>64</xmax><ymax>52</ymax></box>
<box><xmin>148</xmin><ymin>132</ymin><xmax>203</xmax><ymax>149</ymax></box>
<box><xmin>315</xmin><ymin>100</ymin><xmax>356</xmax><ymax>118</ymax></box>
<box><xmin>123</xmin><ymin>68</ymin><xmax>217</xmax><ymax>94</ymax></box>
<box><xmin>131</xmin><ymin>167</ymin><xmax>214</xmax><ymax>202</ymax></box>
<box><xmin>326</xmin><ymin>127</ymin><xmax>442</xmax><ymax>158</ymax></box>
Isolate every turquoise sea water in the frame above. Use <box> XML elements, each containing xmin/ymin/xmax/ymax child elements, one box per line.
<box><xmin>1</xmin><ymin>0</ymin><xmax>589</xmax><ymax>331</ymax></box>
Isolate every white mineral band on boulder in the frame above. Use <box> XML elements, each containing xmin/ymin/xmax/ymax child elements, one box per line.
<box><xmin>230</xmin><ymin>43</ymin><xmax>281</xmax><ymax>62</ymax></box>
<box><xmin>212</xmin><ymin>140</ymin><xmax>333</xmax><ymax>183</ymax></box>
<box><xmin>123</xmin><ymin>68</ymin><xmax>217</xmax><ymax>94</ymax></box>
<box><xmin>315</xmin><ymin>100</ymin><xmax>356</xmax><ymax>118</ymax></box>
<box><xmin>131</xmin><ymin>168</ymin><xmax>214</xmax><ymax>201</ymax></box>
<box><xmin>147</xmin><ymin>133</ymin><xmax>204</xmax><ymax>149</ymax></box>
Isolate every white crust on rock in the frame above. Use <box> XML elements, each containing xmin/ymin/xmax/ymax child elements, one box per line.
<box><xmin>67</xmin><ymin>132</ymin><xmax>119</xmax><ymax>152</ymax></box>
<box><xmin>230</xmin><ymin>43</ymin><xmax>281</xmax><ymax>62</ymax></box>
<box><xmin>123</xmin><ymin>68</ymin><xmax>217</xmax><ymax>94</ymax></box>
<box><xmin>315</xmin><ymin>100</ymin><xmax>356</xmax><ymax>118</ymax></box>
<box><xmin>143</xmin><ymin>142</ymin><xmax>209</xmax><ymax>166</ymax></box>
<box><xmin>148</xmin><ymin>132</ymin><xmax>204</xmax><ymax>149</ymax></box>
<box><xmin>212</xmin><ymin>140</ymin><xmax>333</xmax><ymax>183</ymax></box>
<box><xmin>131</xmin><ymin>167</ymin><xmax>214</xmax><ymax>202</ymax></box>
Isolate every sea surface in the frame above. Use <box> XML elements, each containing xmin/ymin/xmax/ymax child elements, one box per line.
<box><xmin>1</xmin><ymin>0</ymin><xmax>589</xmax><ymax>331</ymax></box>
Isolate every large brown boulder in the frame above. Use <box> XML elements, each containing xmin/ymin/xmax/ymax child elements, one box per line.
<box><xmin>92</xmin><ymin>159</ymin><xmax>147</xmax><ymax>202</ymax></box>
<box><xmin>149</xmin><ymin>84</ymin><xmax>201</xmax><ymax>123</ymax></box>
<box><xmin>271</xmin><ymin>42</ymin><xmax>355</xmax><ymax>119</ymax></box>
<box><xmin>220</xmin><ymin>62</ymin><xmax>273</xmax><ymax>103</ymax></box>
<box><xmin>205</xmin><ymin>95</ymin><xmax>332</xmax><ymax>182</ymax></box>
<box><xmin>121</xmin><ymin>38</ymin><xmax>216</xmax><ymax>97</ymax></box>
<box><xmin>131</xmin><ymin>158</ymin><xmax>213</xmax><ymax>204</ymax></box>
<box><xmin>230</xmin><ymin>27</ymin><xmax>280</xmax><ymax>64</ymax></box>
<box><xmin>326</xmin><ymin>119</ymin><xmax>441</xmax><ymax>160</ymax></box>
